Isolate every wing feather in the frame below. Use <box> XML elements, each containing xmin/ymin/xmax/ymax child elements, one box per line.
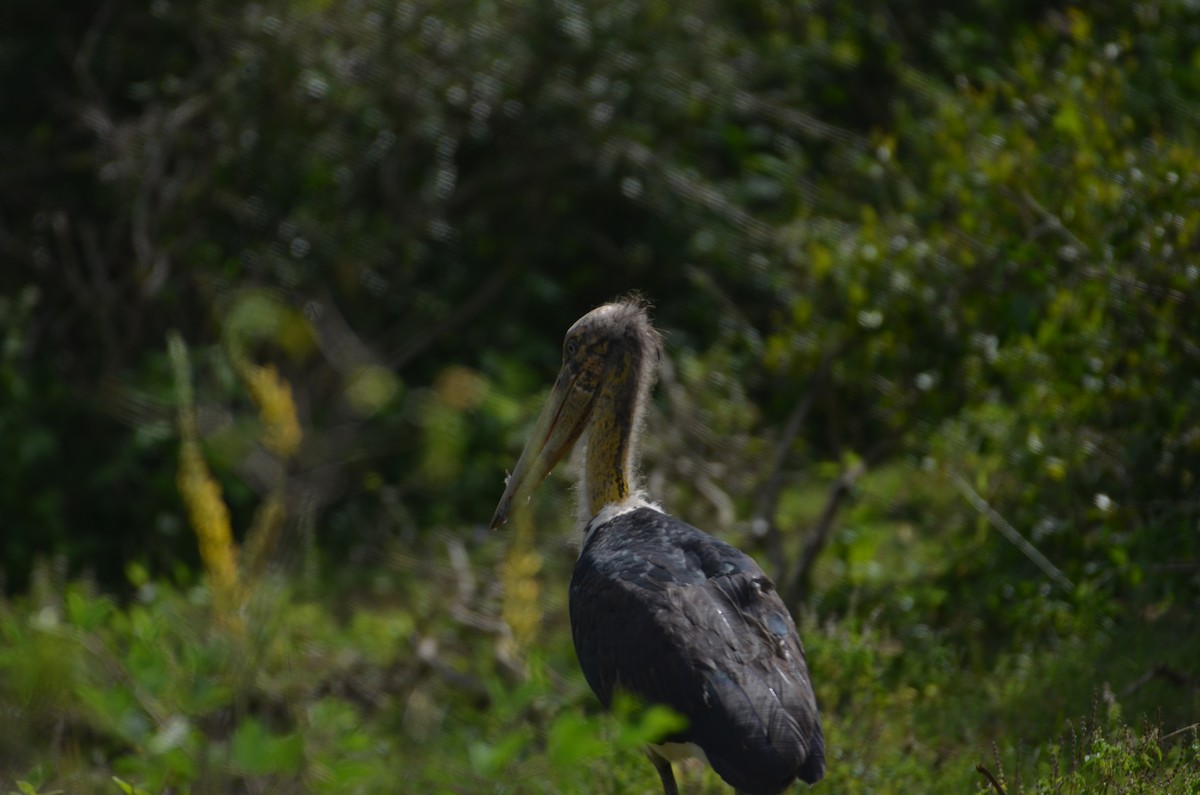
<box><xmin>569</xmin><ymin>508</ymin><xmax>825</xmax><ymax>795</ymax></box>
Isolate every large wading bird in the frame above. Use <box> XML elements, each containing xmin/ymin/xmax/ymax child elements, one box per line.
<box><xmin>490</xmin><ymin>298</ymin><xmax>825</xmax><ymax>795</ymax></box>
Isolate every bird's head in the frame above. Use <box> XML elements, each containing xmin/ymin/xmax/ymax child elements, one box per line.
<box><xmin>490</xmin><ymin>297</ymin><xmax>660</xmax><ymax>529</ymax></box>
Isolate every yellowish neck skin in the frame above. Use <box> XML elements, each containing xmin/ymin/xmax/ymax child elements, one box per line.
<box><xmin>584</xmin><ymin>353</ymin><xmax>640</xmax><ymax>516</ymax></box>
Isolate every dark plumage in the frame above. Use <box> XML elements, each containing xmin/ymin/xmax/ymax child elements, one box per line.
<box><xmin>570</xmin><ymin>508</ymin><xmax>825</xmax><ymax>795</ymax></box>
<box><xmin>491</xmin><ymin>298</ymin><xmax>825</xmax><ymax>793</ymax></box>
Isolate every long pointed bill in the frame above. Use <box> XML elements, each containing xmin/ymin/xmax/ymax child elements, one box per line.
<box><xmin>491</xmin><ymin>368</ymin><xmax>594</xmax><ymax>528</ymax></box>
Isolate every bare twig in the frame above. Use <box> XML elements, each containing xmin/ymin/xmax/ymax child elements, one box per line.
<box><xmin>73</xmin><ymin>2</ymin><xmax>116</xmax><ymax>103</ymax></box>
<box><xmin>781</xmin><ymin>457</ymin><xmax>868</xmax><ymax>606</ymax></box>
<box><xmin>951</xmin><ymin>472</ymin><xmax>1074</xmax><ymax>592</ymax></box>
<box><xmin>384</xmin><ymin>258</ymin><xmax>518</xmax><ymax>370</ymax></box>
<box><xmin>749</xmin><ymin>96</ymin><xmax>868</xmax><ymax>146</ymax></box>
<box><xmin>52</xmin><ymin>212</ymin><xmax>120</xmax><ymax>364</ymax></box>
<box><xmin>412</xmin><ymin>634</ymin><xmax>493</xmax><ymax>705</ymax></box>
<box><xmin>975</xmin><ymin>763</ymin><xmax>1007</xmax><ymax>795</ymax></box>
<box><xmin>304</xmin><ymin>294</ymin><xmax>380</xmax><ymax>376</ymax></box>
<box><xmin>1016</xmin><ymin>188</ymin><xmax>1089</xmax><ymax>253</ymax></box>
<box><xmin>695</xmin><ymin>473</ymin><xmax>736</xmax><ymax>529</ymax></box>
<box><xmin>1079</xmin><ymin>265</ymin><xmax>1187</xmax><ymax>305</ymax></box>
<box><xmin>1146</xmin><ymin>560</ymin><xmax>1200</xmax><ymax>573</ymax></box>
<box><xmin>1160</xmin><ymin>722</ymin><xmax>1200</xmax><ymax>744</ymax></box>
<box><xmin>750</xmin><ymin>353</ymin><xmax>832</xmax><ymax>580</ymax></box>
<box><xmin>622</xmin><ymin>139</ymin><xmax>772</xmax><ymax>241</ymax></box>
<box><xmin>1122</xmin><ymin>663</ymin><xmax>1197</xmax><ymax>697</ymax></box>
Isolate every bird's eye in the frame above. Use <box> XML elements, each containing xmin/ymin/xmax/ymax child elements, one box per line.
<box><xmin>565</xmin><ymin>339</ymin><xmax>579</xmax><ymax>357</ymax></box>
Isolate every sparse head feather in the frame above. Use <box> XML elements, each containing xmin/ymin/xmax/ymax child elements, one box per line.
<box><xmin>491</xmin><ymin>294</ymin><xmax>665</xmax><ymax>532</ymax></box>
<box><xmin>566</xmin><ymin>295</ymin><xmax>663</xmax><ymax>372</ymax></box>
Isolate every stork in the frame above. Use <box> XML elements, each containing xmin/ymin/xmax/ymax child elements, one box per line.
<box><xmin>491</xmin><ymin>298</ymin><xmax>825</xmax><ymax>794</ymax></box>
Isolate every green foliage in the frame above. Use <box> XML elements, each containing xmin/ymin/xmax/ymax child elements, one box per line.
<box><xmin>110</xmin><ymin>778</ymin><xmax>151</xmax><ymax>795</ymax></box>
<box><xmin>1</xmin><ymin>552</ymin><xmax>1195</xmax><ymax>794</ymax></box>
<box><xmin>978</xmin><ymin>716</ymin><xmax>1200</xmax><ymax>794</ymax></box>
<box><xmin>9</xmin><ymin>783</ymin><xmax>61</xmax><ymax>795</ymax></box>
<box><xmin>229</xmin><ymin>719</ymin><xmax>304</xmax><ymax>776</ymax></box>
<box><xmin>3</xmin><ymin>0</ymin><xmax>1200</xmax><ymax>793</ymax></box>
<box><xmin>0</xmin><ymin>562</ymin><xmax>708</xmax><ymax>793</ymax></box>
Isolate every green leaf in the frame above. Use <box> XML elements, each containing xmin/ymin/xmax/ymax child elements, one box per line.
<box><xmin>547</xmin><ymin>711</ymin><xmax>608</xmax><ymax>767</ymax></box>
<box><xmin>65</xmin><ymin>587</ymin><xmax>115</xmax><ymax>631</ymax></box>
<box><xmin>110</xmin><ymin>778</ymin><xmax>148</xmax><ymax>795</ymax></box>
<box><xmin>617</xmin><ymin>704</ymin><xmax>689</xmax><ymax>747</ymax></box>
<box><xmin>1053</xmin><ymin>102</ymin><xmax>1085</xmax><ymax>140</ymax></box>
<box><xmin>230</xmin><ymin>718</ymin><xmax>304</xmax><ymax>775</ymax></box>
<box><xmin>468</xmin><ymin>728</ymin><xmax>531</xmax><ymax>777</ymax></box>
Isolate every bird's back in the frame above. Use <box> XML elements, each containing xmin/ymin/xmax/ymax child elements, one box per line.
<box><xmin>569</xmin><ymin>507</ymin><xmax>825</xmax><ymax>794</ymax></box>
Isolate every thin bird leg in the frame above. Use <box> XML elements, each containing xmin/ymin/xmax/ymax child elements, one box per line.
<box><xmin>646</xmin><ymin>748</ymin><xmax>680</xmax><ymax>795</ymax></box>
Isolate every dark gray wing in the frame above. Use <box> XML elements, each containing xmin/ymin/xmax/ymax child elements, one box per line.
<box><xmin>569</xmin><ymin>508</ymin><xmax>825</xmax><ymax>795</ymax></box>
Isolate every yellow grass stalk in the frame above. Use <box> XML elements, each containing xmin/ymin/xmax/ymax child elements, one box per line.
<box><xmin>168</xmin><ymin>332</ymin><xmax>242</xmax><ymax>628</ymax></box>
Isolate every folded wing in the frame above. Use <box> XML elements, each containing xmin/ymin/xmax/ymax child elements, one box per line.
<box><xmin>570</xmin><ymin>508</ymin><xmax>825</xmax><ymax>795</ymax></box>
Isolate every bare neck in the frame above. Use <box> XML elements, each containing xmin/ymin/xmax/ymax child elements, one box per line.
<box><xmin>581</xmin><ymin>350</ymin><xmax>647</xmax><ymax>518</ymax></box>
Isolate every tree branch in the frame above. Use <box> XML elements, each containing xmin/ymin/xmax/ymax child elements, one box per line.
<box><xmin>384</xmin><ymin>258</ymin><xmax>518</xmax><ymax>370</ymax></box>
<box><xmin>950</xmin><ymin>472</ymin><xmax>1074</xmax><ymax>592</ymax></box>
<box><xmin>781</xmin><ymin>456</ymin><xmax>867</xmax><ymax>607</ymax></box>
<box><xmin>750</xmin><ymin>354</ymin><xmax>831</xmax><ymax>581</ymax></box>
<box><xmin>975</xmin><ymin>763</ymin><xmax>1007</xmax><ymax>795</ymax></box>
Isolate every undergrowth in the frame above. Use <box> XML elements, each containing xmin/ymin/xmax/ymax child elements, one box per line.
<box><xmin>2</xmin><ymin>550</ymin><xmax>1197</xmax><ymax>794</ymax></box>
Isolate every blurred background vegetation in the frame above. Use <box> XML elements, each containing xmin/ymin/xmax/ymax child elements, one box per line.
<box><xmin>2</xmin><ymin>0</ymin><xmax>1199</xmax><ymax>792</ymax></box>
